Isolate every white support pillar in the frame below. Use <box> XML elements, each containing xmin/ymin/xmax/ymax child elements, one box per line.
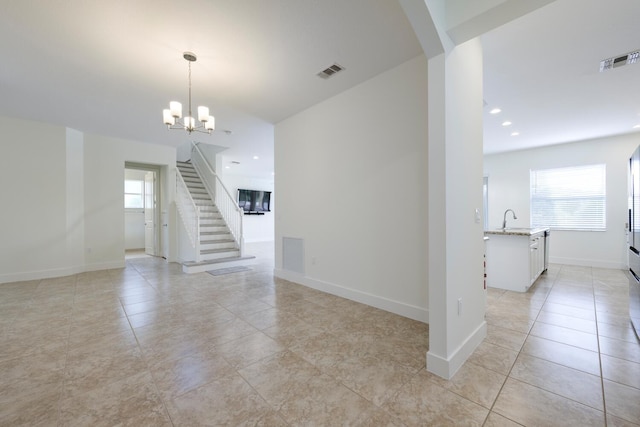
<box><xmin>426</xmin><ymin>38</ymin><xmax>486</xmax><ymax>379</ymax></box>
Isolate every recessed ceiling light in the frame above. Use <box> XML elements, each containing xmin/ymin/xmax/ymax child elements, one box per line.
<box><xmin>225</xmin><ymin>166</ymin><xmax>230</xmax><ymax>169</ymax></box>
<box><xmin>502</xmin><ymin>121</ymin><xmax>512</xmax><ymax>127</ymax></box>
<box><xmin>490</xmin><ymin>108</ymin><xmax>502</xmax><ymax>114</ymax></box>
<box><xmin>511</xmin><ymin>131</ymin><xmax>520</xmax><ymax>136</ymax></box>
<box><xmin>253</xmin><ymin>156</ymin><xmax>259</xmax><ymax>160</ymax></box>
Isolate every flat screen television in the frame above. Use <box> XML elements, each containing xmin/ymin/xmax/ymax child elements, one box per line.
<box><xmin>237</xmin><ymin>189</ymin><xmax>271</xmax><ymax>214</ymax></box>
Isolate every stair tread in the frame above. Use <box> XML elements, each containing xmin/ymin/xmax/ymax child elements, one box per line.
<box><xmin>182</xmin><ymin>255</ymin><xmax>256</xmax><ymax>267</ymax></box>
<box><xmin>201</xmin><ymin>248</ymin><xmax>240</xmax><ymax>254</ymax></box>
<box><xmin>178</xmin><ymin>161</ymin><xmax>236</xmax><ymax>256</ymax></box>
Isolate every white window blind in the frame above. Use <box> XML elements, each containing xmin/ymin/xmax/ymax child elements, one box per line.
<box><xmin>530</xmin><ymin>164</ymin><xmax>606</xmax><ymax>231</ymax></box>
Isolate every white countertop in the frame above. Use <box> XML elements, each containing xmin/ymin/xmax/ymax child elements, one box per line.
<box><xmin>484</xmin><ymin>227</ymin><xmax>550</xmax><ymax>237</ymax></box>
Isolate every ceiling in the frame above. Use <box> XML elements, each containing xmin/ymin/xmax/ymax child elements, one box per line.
<box><xmin>1</xmin><ymin>0</ymin><xmax>639</xmax><ymax>177</ymax></box>
<box><xmin>0</xmin><ymin>0</ymin><xmax>422</xmax><ymax>179</ymax></box>
<box><xmin>481</xmin><ymin>0</ymin><xmax>640</xmax><ymax>154</ymax></box>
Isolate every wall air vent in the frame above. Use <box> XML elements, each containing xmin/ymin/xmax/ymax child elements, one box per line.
<box><xmin>317</xmin><ymin>63</ymin><xmax>345</xmax><ymax>79</ymax></box>
<box><xmin>231</xmin><ymin>161</ymin><xmax>240</xmax><ymax>165</ymax></box>
<box><xmin>600</xmin><ymin>50</ymin><xmax>640</xmax><ymax>72</ymax></box>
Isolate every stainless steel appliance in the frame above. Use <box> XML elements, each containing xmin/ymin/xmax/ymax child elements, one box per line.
<box><xmin>544</xmin><ymin>229</ymin><xmax>550</xmax><ymax>272</ymax></box>
<box><xmin>628</xmin><ymin>146</ymin><xmax>640</xmax><ymax>338</ymax></box>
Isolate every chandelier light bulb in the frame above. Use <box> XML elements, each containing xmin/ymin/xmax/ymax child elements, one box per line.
<box><xmin>169</xmin><ymin>101</ymin><xmax>182</xmax><ymax>119</ymax></box>
<box><xmin>184</xmin><ymin>116</ymin><xmax>195</xmax><ymax>131</ymax></box>
<box><xmin>163</xmin><ymin>109</ymin><xmax>175</xmax><ymax>126</ymax></box>
<box><xmin>205</xmin><ymin>116</ymin><xmax>215</xmax><ymax>131</ymax></box>
<box><xmin>198</xmin><ymin>106</ymin><xmax>209</xmax><ymax>122</ymax></box>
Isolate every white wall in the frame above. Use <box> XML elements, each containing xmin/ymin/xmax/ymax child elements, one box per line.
<box><xmin>83</xmin><ymin>133</ymin><xmax>176</xmax><ymax>269</ymax></box>
<box><xmin>66</xmin><ymin>127</ymin><xmax>86</xmax><ymax>272</ymax></box>
<box><xmin>484</xmin><ymin>133</ymin><xmax>640</xmax><ymax>269</ymax></box>
<box><xmin>0</xmin><ymin>117</ymin><xmax>69</xmax><ymax>280</ymax></box>
<box><xmin>274</xmin><ymin>55</ymin><xmax>429</xmax><ymax>321</ymax></box>
<box><xmin>0</xmin><ymin>116</ymin><xmax>177</xmax><ymax>283</ymax></box>
<box><xmin>222</xmin><ymin>174</ymin><xmax>274</xmax><ymax>243</ymax></box>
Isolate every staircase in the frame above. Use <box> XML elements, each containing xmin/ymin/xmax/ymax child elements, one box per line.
<box><xmin>177</xmin><ymin>161</ymin><xmax>248</xmax><ymax>272</ymax></box>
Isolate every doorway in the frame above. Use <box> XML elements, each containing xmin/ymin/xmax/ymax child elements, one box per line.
<box><xmin>124</xmin><ymin>163</ymin><xmax>162</xmax><ymax>258</ymax></box>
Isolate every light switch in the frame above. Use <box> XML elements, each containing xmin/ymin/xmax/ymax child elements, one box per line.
<box><xmin>474</xmin><ymin>208</ymin><xmax>481</xmax><ymax>224</ymax></box>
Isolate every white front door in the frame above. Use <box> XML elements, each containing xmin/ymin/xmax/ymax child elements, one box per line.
<box><xmin>144</xmin><ymin>171</ymin><xmax>156</xmax><ymax>256</ymax></box>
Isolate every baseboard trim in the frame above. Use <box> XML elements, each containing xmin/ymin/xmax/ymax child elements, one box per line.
<box><xmin>426</xmin><ymin>320</ymin><xmax>487</xmax><ymax>379</ymax></box>
<box><xmin>0</xmin><ymin>260</ymin><xmax>126</xmax><ymax>284</ymax></box>
<box><xmin>274</xmin><ymin>268</ymin><xmax>428</xmax><ymax>323</ymax></box>
<box><xmin>0</xmin><ymin>265</ymin><xmax>83</xmax><ymax>284</ymax></box>
<box><xmin>549</xmin><ymin>257</ymin><xmax>626</xmax><ymax>270</ymax></box>
<box><xmin>84</xmin><ymin>260</ymin><xmax>126</xmax><ymax>272</ymax></box>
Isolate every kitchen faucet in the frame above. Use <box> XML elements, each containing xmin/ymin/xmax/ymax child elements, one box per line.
<box><xmin>502</xmin><ymin>209</ymin><xmax>517</xmax><ymax>229</ymax></box>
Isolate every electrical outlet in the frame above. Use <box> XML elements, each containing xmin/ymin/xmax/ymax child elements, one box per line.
<box><xmin>458</xmin><ymin>298</ymin><xmax>463</xmax><ymax>315</ymax></box>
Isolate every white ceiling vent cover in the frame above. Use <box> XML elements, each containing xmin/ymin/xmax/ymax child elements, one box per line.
<box><xmin>317</xmin><ymin>63</ymin><xmax>345</xmax><ymax>79</ymax></box>
<box><xmin>600</xmin><ymin>50</ymin><xmax>640</xmax><ymax>72</ymax></box>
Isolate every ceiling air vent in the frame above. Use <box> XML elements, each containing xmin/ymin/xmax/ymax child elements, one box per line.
<box><xmin>317</xmin><ymin>63</ymin><xmax>345</xmax><ymax>79</ymax></box>
<box><xmin>600</xmin><ymin>50</ymin><xmax>640</xmax><ymax>72</ymax></box>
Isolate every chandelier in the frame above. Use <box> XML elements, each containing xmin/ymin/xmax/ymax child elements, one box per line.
<box><xmin>163</xmin><ymin>52</ymin><xmax>215</xmax><ymax>134</ymax></box>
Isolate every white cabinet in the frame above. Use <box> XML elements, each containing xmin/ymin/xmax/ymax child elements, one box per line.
<box><xmin>529</xmin><ymin>234</ymin><xmax>545</xmax><ymax>285</ymax></box>
<box><xmin>485</xmin><ymin>229</ymin><xmax>548</xmax><ymax>292</ymax></box>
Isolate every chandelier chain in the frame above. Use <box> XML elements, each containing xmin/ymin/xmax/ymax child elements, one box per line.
<box><xmin>188</xmin><ymin>60</ymin><xmax>192</xmax><ymax>119</ymax></box>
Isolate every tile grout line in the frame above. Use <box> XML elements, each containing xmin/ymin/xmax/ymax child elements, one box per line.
<box><xmin>120</xmin><ymin>260</ymin><xmax>178</xmax><ymax>427</ymax></box>
<box><xmin>58</xmin><ymin>276</ymin><xmax>72</xmax><ymax>427</ymax></box>
<box><xmin>482</xmin><ymin>264</ymin><xmax>560</xmax><ymax>426</ymax></box>
<box><xmin>591</xmin><ymin>268</ymin><xmax>609</xmax><ymax>426</ymax></box>
<box><xmin>517</xmin><ymin>267</ymin><xmax>610</xmax><ymax>422</ymax></box>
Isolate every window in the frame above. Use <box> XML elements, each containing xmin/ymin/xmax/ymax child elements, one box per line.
<box><xmin>530</xmin><ymin>164</ymin><xmax>606</xmax><ymax>231</ymax></box>
<box><xmin>124</xmin><ymin>180</ymin><xmax>144</xmax><ymax>209</ymax></box>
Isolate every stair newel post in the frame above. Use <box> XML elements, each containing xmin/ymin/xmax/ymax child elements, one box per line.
<box><xmin>195</xmin><ymin>205</ymin><xmax>201</xmax><ymax>263</ymax></box>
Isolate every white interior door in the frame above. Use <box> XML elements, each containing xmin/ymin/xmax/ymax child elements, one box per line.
<box><xmin>144</xmin><ymin>171</ymin><xmax>156</xmax><ymax>255</ymax></box>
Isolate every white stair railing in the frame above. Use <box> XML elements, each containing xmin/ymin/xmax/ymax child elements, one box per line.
<box><xmin>176</xmin><ymin>169</ymin><xmax>201</xmax><ymax>262</ymax></box>
<box><xmin>191</xmin><ymin>142</ymin><xmax>244</xmax><ymax>256</ymax></box>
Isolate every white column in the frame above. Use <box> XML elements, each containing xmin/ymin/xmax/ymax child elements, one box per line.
<box><xmin>426</xmin><ymin>38</ymin><xmax>486</xmax><ymax>379</ymax></box>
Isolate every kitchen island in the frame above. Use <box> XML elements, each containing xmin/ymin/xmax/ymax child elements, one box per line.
<box><xmin>484</xmin><ymin>227</ymin><xmax>550</xmax><ymax>292</ymax></box>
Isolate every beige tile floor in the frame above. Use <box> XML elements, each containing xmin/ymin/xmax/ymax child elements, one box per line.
<box><xmin>1</xmin><ymin>242</ymin><xmax>639</xmax><ymax>426</ymax></box>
